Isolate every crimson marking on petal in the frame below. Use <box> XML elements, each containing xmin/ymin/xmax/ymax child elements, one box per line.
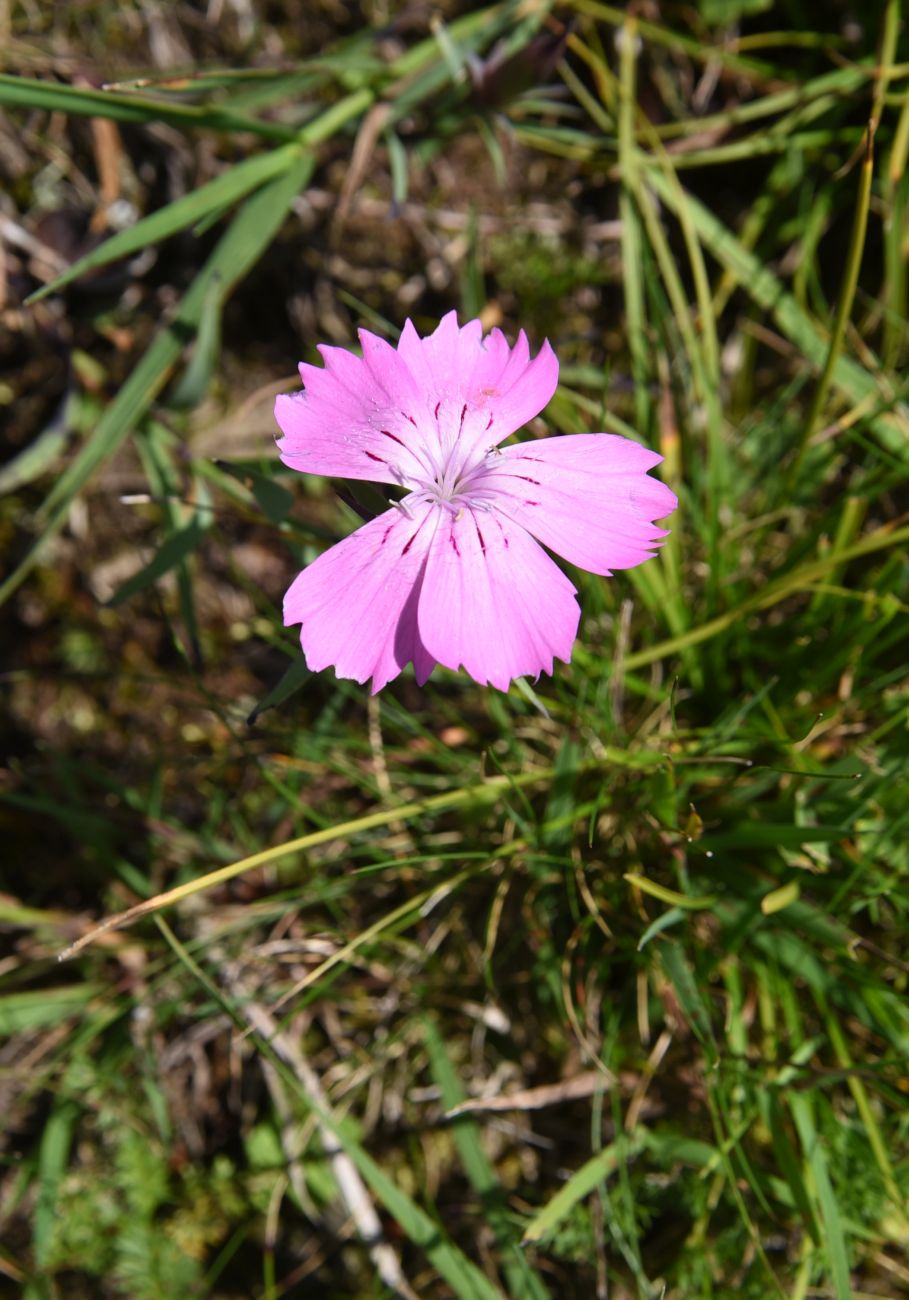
<box><xmin>473</xmin><ymin>518</ymin><xmax>487</xmax><ymax>554</ymax></box>
<box><xmin>381</xmin><ymin>524</ymin><xmax>393</xmax><ymax>545</ymax></box>
<box><xmin>459</xmin><ymin>403</ymin><xmax>468</xmax><ymax>434</ymax></box>
<box><xmin>381</xmin><ymin>429</ymin><xmax>406</xmax><ymax>447</ymax></box>
<box><xmin>449</xmin><ymin>526</ymin><xmax>460</xmax><ymax>557</ymax></box>
<box><xmin>365</xmin><ymin>451</ymin><xmax>386</xmax><ymax>464</ymax></box>
<box><xmin>516</xmin><ymin>475</ymin><xmax>541</xmax><ymax>485</ymax></box>
<box><xmin>402</xmin><ymin>411</ymin><xmax>418</xmax><ymax>427</ymax></box>
<box><xmin>434</xmin><ymin>401</ymin><xmax>441</xmax><ymax>421</ymax></box>
<box><xmin>485</xmin><ymin>415</ymin><xmax>494</xmax><ymax>431</ymax></box>
<box><xmin>402</xmin><ymin>531</ymin><xmax>418</xmax><ymax>555</ymax></box>
<box><xmin>491</xmin><ymin>514</ymin><xmax>510</xmax><ymax>550</ymax></box>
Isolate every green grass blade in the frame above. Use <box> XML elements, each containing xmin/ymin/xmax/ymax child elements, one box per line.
<box><xmin>623</xmin><ymin>519</ymin><xmax>909</xmax><ymax>669</ymax></box>
<box><xmin>0</xmin><ymin>72</ymin><xmax>297</xmax><ymax>140</ymax></box>
<box><xmin>0</xmin><ymin>412</ymin><xmax>69</xmax><ymax>493</ymax></box>
<box><xmin>574</xmin><ymin>0</ymin><xmax>785</xmax><ymax>80</ymax></box>
<box><xmin>0</xmin><ymin>986</ymin><xmax>99</xmax><ymax>1034</ymax></box>
<box><xmin>26</xmin><ymin>143</ymin><xmax>301</xmax><ymax>305</ymax></box>
<box><xmin>787</xmin><ymin>130</ymin><xmax>875</xmax><ymax>482</ymax></box>
<box><xmin>107</xmin><ymin>507</ymin><xmax>211</xmax><ymax>608</ymax></box>
<box><xmin>522</xmin><ymin>1136</ymin><xmax>644</xmax><ymax>1246</ymax></box>
<box><xmin>617</xmin><ymin>17</ymin><xmax>650</xmax><ymax>438</ymax></box>
<box><xmin>762</xmin><ymin>1093</ymin><xmax>820</xmax><ymax>1244</ymax></box>
<box><xmin>158</xmin><ymin>920</ymin><xmax>504</xmax><ymax>1300</ymax></box>
<box><xmin>247</xmin><ymin>653</ymin><xmax>311</xmax><ymax>724</ymax></box>
<box><xmin>424</xmin><ymin>1019</ymin><xmax>550</xmax><ymax>1300</ymax></box>
<box><xmin>645</xmin><ymin>169</ymin><xmax>909</xmax><ymax>461</ymax></box>
<box><xmin>32</xmin><ymin>1101</ymin><xmax>78</xmax><ymax>1271</ymax></box>
<box><xmin>659</xmin><ymin>938</ymin><xmax>715</xmax><ymax>1048</ymax></box>
<box><xmin>0</xmin><ymin>151</ymin><xmax>313</xmax><ymax>610</ymax></box>
<box><xmin>787</xmin><ymin>1092</ymin><xmax>852</xmax><ymax>1300</ymax></box>
<box><xmin>817</xmin><ymin>995</ymin><xmax>906</xmax><ymax>1221</ymax></box>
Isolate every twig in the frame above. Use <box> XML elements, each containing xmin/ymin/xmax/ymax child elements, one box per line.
<box><xmin>226</xmin><ymin>973</ymin><xmax>420</xmax><ymax>1300</ymax></box>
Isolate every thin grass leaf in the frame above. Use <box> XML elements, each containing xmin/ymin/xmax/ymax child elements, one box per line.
<box><xmin>787</xmin><ymin>128</ymin><xmax>875</xmax><ymax>482</ymax></box>
<box><xmin>646</xmin><ymin>169</ymin><xmax>909</xmax><ymax>460</ymax></box>
<box><xmin>212</xmin><ymin>459</ymin><xmax>295</xmax><ymax>526</ymax></box>
<box><xmin>762</xmin><ymin>1092</ymin><xmax>821</xmax><ymax>1244</ymax></box>
<box><xmin>0</xmin><ymin>403</ymin><xmax>69</xmax><ymax>493</ymax></box>
<box><xmin>168</xmin><ymin>271</ymin><xmax>224</xmax><ymax>409</ymax></box>
<box><xmin>522</xmin><ymin>1136</ymin><xmax>645</xmax><ymax>1245</ymax></box>
<box><xmin>817</xmin><ymin>995</ymin><xmax>905</xmax><ymax>1220</ymax></box>
<box><xmin>574</xmin><ymin>0</ymin><xmax>785</xmax><ymax>79</ymax></box>
<box><xmin>32</xmin><ymin>1102</ymin><xmax>78</xmax><ymax>1269</ymax></box>
<box><xmin>0</xmin><ymin>152</ymin><xmax>314</xmax><ymax>610</ymax></box>
<box><xmin>659</xmin><ymin>939</ymin><xmax>715</xmax><ymax>1046</ymax></box>
<box><xmin>649</xmin><ymin>63</ymin><xmax>869</xmax><ymax>141</ymax></box>
<box><xmin>617</xmin><ymin>18</ymin><xmax>650</xmax><ymax>439</ymax></box>
<box><xmin>636</xmin><ymin>905</ymin><xmax>685</xmax><ymax>949</ymax></box>
<box><xmin>624</xmin><ymin>519</ymin><xmax>909</xmax><ymax>670</ymax></box>
<box><xmin>788</xmin><ymin>1092</ymin><xmax>853</xmax><ymax>1300</ymax></box>
<box><xmin>0</xmin><ymin>986</ymin><xmax>99</xmax><ymax>1034</ymax></box>
<box><xmin>424</xmin><ymin>1020</ymin><xmax>549</xmax><ymax>1300</ymax></box>
<box><xmin>107</xmin><ymin>505</ymin><xmax>211</xmax><ymax>608</ymax></box>
<box><xmin>0</xmin><ymin>72</ymin><xmax>297</xmax><ymax>140</ymax></box>
<box><xmin>624</xmin><ymin>874</ymin><xmax>717</xmax><ymax>909</ymax></box>
<box><xmin>58</xmin><ymin>765</ymin><xmax>589</xmax><ymax>959</ymax></box>
<box><xmin>158</xmin><ymin>920</ymin><xmax>504</xmax><ymax>1300</ymax></box>
<box><xmin>248</xmin><ymin>653</ymin><xmax>312</xmax><ymax>724</ymax></box>
<box><xmin>385</xmin><ymin>127</ymin><xmax>410</xmax><ymax>207</ymax></box>
<box><xmin>26</xmin><ymin>144</ymin><xmax>302</xmax><ymax>304</ymax></box>
<box><xmin>883</xmin><ymin>94</ymin><xmax>909</xmax><ymax>367</ymax></box>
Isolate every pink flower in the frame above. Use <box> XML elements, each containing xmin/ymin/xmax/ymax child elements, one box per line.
<box><xmin>275</xmin><ymin>312</ymin><xmax>677</xmax><ymax>693</ymax></box>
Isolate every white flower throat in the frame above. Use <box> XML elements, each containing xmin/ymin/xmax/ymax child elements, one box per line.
<box><xmin>378</xmin><ymin>399</ymin><xmax>501</xmax><ymax>516</ymax></box>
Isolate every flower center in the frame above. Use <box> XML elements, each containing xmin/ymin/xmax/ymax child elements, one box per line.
<box><xmin>387</xmin><ymin>398</ymin><xmax>501</xmax><ymax>514</ymax></box>
<box><xmin>406</xmin><ymin>446</ymin><xmax>497</xmax><ymax>512</ymax></box>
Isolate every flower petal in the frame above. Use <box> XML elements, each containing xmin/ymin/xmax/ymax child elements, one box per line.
<box><xmin>284</xmin><ymin>505</ymin><xmax>438</xmax><ymax>692</ymax></box>
<box><xmin>396</xmin><ymin>311</ymin><xmax>559</xmax><ymax>457</ymax></box>
<box><xmin>489</xmin><ymin>434</ymin><xmax>678</xmax><ymax>575</ymax></box>
<box><xmin>275</xmin><ymin>331</ymin><xmax>431</xmax><ymax>485</ymax></box>
<box><xmin>418</xmin><ymin>506</ymin><xmax>579</xmax><ymax>691</ymax></box>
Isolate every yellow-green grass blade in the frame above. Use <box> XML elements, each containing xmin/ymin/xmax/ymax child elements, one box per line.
<box><xmin>816</xmin><ymin>994</ymin><xmax>906</xmax><ymax>1224</ymax></box>
<box><xmin>57</xmin><ymin>754</ymin><xmax>668</xmax><ymax>961</ymax></box>
<box><xmin>623</xmin><ymin>519</ymin><xmax>909</xmax><ymax>670</ymax></box>
<box><xmin>572</xmin><ymin>0</ymin><xmax>780</xmax><ymax>80</ymax></box>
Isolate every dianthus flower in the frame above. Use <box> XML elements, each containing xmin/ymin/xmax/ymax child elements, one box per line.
<box><xmin>275</xmin><ymin>312</ymin><xmax>677</xmax><ymax>693</ymax></box>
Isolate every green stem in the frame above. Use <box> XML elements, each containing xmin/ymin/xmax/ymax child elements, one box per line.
<box><xmin>787</xmin><ymin>0</ymin><xmax>899</xmax><ymax>485</ymax></box>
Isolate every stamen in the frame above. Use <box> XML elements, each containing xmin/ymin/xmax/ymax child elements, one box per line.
<box><xmin>391</xmin><ymin>495</ymin><xmax>416</xmax><ymax>519</ymax></box>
